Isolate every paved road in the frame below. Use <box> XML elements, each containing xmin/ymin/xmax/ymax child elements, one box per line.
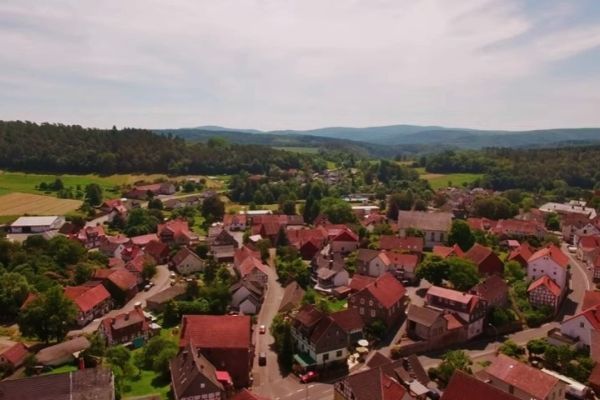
<box><xmin>562</xmin><ymin>243</ymin><xmax>592</xmax><ymax>314</ymax></box>
<box><xmin>70</xmin><ymin>264</ymin><xmax>171</xmax><ymax>335</ymax></box>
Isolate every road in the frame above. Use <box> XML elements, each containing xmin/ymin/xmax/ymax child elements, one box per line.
<box><xmin>562</xmin><ymin>243</ymin><xmax>592</xmax><ymax>314</ymax></box>
<box><xmin>252</xmin><ymin>250</ymin><xmax>334</xmax><ymax>400</ymax></box>
<box><xmin>69</xmin><ymin>264</ymin><xmax>171</xmax><ymax>335</ymax></box>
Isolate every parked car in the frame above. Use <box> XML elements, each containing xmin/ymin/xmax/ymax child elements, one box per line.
<box><xmin>568</xmin><ymin>246</ymin><xmax>577</xmax><ymax>254</ymax></box>
<box><xmin>258</xmin><ymin>352</ymin><xmax>267</xmax><ymax>366</ymax></box>
<box><xmin>300</xmin><ymin>371</ymin><xmax>319</xmax><ymax>383</ymax></box>
<box><xmin>259</xmin><ymin>325</ymin><xmax>266</xmax><ymax>334</ymax></box>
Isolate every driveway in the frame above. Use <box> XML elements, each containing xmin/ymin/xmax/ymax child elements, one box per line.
<box><xmin>70</xmin><ymin>264</ymin><xmax>171</xmax><ymax>335</ymax></box>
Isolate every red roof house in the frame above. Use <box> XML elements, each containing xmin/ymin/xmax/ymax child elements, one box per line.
<box><xmin>179</xmin><ymin>315</ymin><xmax>253</xmax><ymax>388</ymax></box>
<box><xmin>64</xmin><ymin>284</ymin><xmax>112</xmax><ymax>327</ymax></box>
<box><xmin>379</xmin><ymin>235</ymin><xmax>424</xmax><ymax>255</ymax></box>
<box><xmin>0</xmin><ymin>342</ymin><xmax>28</xmax><ymax>370</ymax></box>
<box><xmin>432</xmin><ymin>244</ymin><xmax>464</xmax><ymax>259</ymax></box>
<box><xmin>441</xmin><ymin>370</ymin><xmax>519</xmax><ymax>400</ymax></box>
<box><xmin>158</xmin><ymin>219</ymin><xmax>198</xmax><ymax>246</ymax></box>
<box><xmin>508</xmin><ymin>242</ymin><xmax>535</xmax><ymax>268</ymax></box>
<box><xmin>144</xmin><ymin>240</ymin><xmax>170</xmax><ymax>264</ymax></box>
<box><xmin>348</xmin><ymin>273</ymin><xmax>406</xmax><ymax>326</ymax></box>
<box><xmin>528</xmin><ymin>275</ymin><xmax>562</xmax><ymax>312</ymax></box>
<box><xmin>463</xmin><ymin>243</ymin><xmax>504</xmax><ymax>276</ymax></box>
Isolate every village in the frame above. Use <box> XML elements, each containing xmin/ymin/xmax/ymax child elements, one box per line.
<box><xmin>1</xmin><ymin>175</ymin><xmax>600</xmax><ymax>400</ymax></box>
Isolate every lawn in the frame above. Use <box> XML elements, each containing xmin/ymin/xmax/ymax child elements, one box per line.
<box><xmin>425</xmin><ymin>173</ymin><xmax>483</xmax><ymax>190</ymax></box>
<box><xmin>0</xmin><ymin>192</ymin><xmax>82</xmax><ymax>216</ymax></box>
<box><xmin>122</xmin><ymin>369</ymin><xmax>171</xmax><ymax>399</ymax></box>
<box><xmin>45</xmin><ymin>364</ymin><xmax>78</xmax><ymax>375</ymax></box>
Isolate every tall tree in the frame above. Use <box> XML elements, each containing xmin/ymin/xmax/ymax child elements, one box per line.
<box><xmin>447</xmin><ymin>220</ymin><xmax>475</xmax><ymax>251</ymax></box>
<box><xmin>85</xmin><ymin>183</ymin><xmax>103</xmax><ymax>206</ymax></box>
<box><xmin>19</xmin><ymin>286</ymin><xmax>78</xmax><ymax>342</ymax></box>
<box><xmin>201</xmin><ymin>195</ymin><xmax>225</xmax><ymax>224</ymax></box>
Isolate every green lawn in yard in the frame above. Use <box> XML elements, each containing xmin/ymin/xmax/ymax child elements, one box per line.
<box><xmin>122</xmin><ymin>369</ymin><xmax>171</xmax><ymax>399</ymax></box>
<box><xmin>45</xmin><ymin>364</ymin><xmax>78</xmax><ymax>375</ymax></box>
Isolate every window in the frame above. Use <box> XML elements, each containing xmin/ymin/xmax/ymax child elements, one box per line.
<box><xmin>360</xmin><ymin>298</ymin><xmax>365</xmax><ymax>305</ymax></box>
<box><xmin>369</xmin><ymin>300</ymin><xmax>373</xmax><ymax>306</ymax></box>
<box><xmin>580</xmin><ymin>322</ymin><xmax>585</xmax><ymax>328</ymax></box>
<box><xmin>359</xmin><ymin>307</ymin><xmax>364</xmax><ymax>315</ymax></box>
<box><xmin>370</xmin><ymin>309</ymin><xmax>376</xmax><ymax>318</ymax></box>
<box><xmin>323</xmin><ymin>353</ymin><xmax>329</xmax><ymax>362</ymax></box>
<box><xmin>336</xmin><ymin>350</ymin><xmax>343</xmax><ymax>357</ymax></box>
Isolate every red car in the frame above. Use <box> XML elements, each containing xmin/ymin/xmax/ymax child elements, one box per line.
<box><xmin>300</xmin><ymin>371</ymin><xmax>319</xmax><ymax>383</ymax></box>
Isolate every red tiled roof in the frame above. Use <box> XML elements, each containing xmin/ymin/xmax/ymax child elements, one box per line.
<box><xmin>441</xmin><ymin>370</ymin><xmax>519</xmax><ymax>400</ymax></box>
<box><xmin>467</xmin><ymin>217</ymin><xmax>497</xmax><ymax>231</ymax></box>
<box><xmin>180</xmin><ymin>315</ymin><xmax>251</xmax><ymax>349</ymax></box>
<box><xmin>237</xmin><ymin>257</ymin><xmax>269</xmax><ymax>279</ymax></box>
<box><xmin>583</xmin><ymin>290</ymin><xmax>600</xmax><ymax>310</ymax></box>
<box><xmin>579</xmin><ymin>235</ymin><xmax>600</xmax><ymax>249</ymax></box>
<box><xmin>223</xmin><ymin>214</ymin><xmax>247</xmax><ymax>226</ymax></box>
<box><xmin>443</xmin><ymin>313</ymin><xmax>466</xmax><ymax>331</ymax></box>
<box><xmin>589</xmin><ymin>363</ymin><xmax>600</xmax><ymax>387</ymax></box>
<box><xmin>362</xmin><ymin>273</ymin><xmax>406</xmax><ymax>309</ymax></box>
<box><xmin>64</xmin><ymin>284</ymin><xmax>111</xmax><ymax>313</ymax></box>
<box><xmin>564</xmin><ymin>304</ymin><xmax>600</xmax><ymax>332</ymax></box>
<box><xmin>294</xmin><ymin>304</ymin><xmax>325</xmax><ymax>328</ymax></box>
<box><xmin>144</xmin><ymin>240</ymin><xmax>169</xmax><ymax>261</ymax></box>
<box><xmin>508</xmin><ymin>243</ymin><xmax>534</xmax><ymax>263</ymax></box>
<box><xmin>349</xmin><ymin>275</ymin><xmax>376</xmax><ymax>292</ymax></box>
<box><xmin>382</xmin><ymin>252</ymin><xmax>418</xmax><ymax>270</ymax></box>
<box><xmin>379</xmin><ymin>235</ymin><xmax>423</xmax><ymax>252</ymax></box>
<box><xmin>171</xmin><ymin>247</ymin><xmax>201</xmax><ymax>267</ymax></box>
<box><xmin>528</xmin><ymin>244</ymin><xmax>569</xmax><ymax>268</ymax></box>
<box><xmin>0</xmin><ymin>342</ymin><xmax>28</xmax><ymax>366</ymax></box>
<box><xmin>464</xmin><ymin>243</ymin><xmax>495</xmax><ymax>266</ymax></box>
<box><xmin>472</xmin><ymin>275</ymin><xmax>508</xmax><ymax>303</ymax></box>
<box><xmin>492</xmin><ymin>219</ymin><xmax>545</xmax><ymax>236</ymax></box>
<box><xmin>432</xmin><ymin>244</ymin><xmax>464</xmax><ymax>258</ymax></box>
<box><xmin>527</xmin><ymin>275</ymin><xmax>562</xmax><ymax>297</ymax></box>
<box><xmin>329</xmin><ymin>308</ymin><xmax>364</xmax><ymax>333</ymax></box>
<box><xmin>427</xmin><ymin>286</ymin><xmax>475</xmax><ymax>305</ymax></box>
<box><xmin>108</xmin><ymin>257</ymin><xmax>125</xmax><ymax>269</ymax></box>
<box><xmin>485</xmin><ymin>354</ymin><xmax>559</xmax><ymax>400</ymax></box>
<box><xmin>96</xmin><ymin>268</ymin><xmax>137</xmax><ymax>291</ymax></box>
<box><xmin>234</xmin><ymin>246</ymin><xmax>261</xmax><ymax>267</ymax></box>
<box><xmin>130</xmin><ymin>233</ymin><xmax>159</xmax><ymax>246</ymax></box>
<box><xmin>331</xmin><ymin>228</ymin><xmax>359</xmax><ymax>243</ymax></box>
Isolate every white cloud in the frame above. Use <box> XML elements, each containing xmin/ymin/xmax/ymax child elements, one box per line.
<box><xmin>0</xmin><ymin>0</ymin><xmax>599</xmax><ymax>130</ymax></box>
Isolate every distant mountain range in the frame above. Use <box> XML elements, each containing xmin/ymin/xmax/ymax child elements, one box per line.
<box><xmin>156</xmin><ymin>124</ymin><xmax>600</xmax><ymax>157</ymax></box>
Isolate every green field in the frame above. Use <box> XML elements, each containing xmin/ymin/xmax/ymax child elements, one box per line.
<box><xmin>424</xmin><ymin>173</ymin><xmax>483</xmax><ymax>190</ymax></box>
<box><xmin>272</xmin><ymin>146</ymin><xmax>320</xmax><ymax>154</ymax></box>
<box><xmin>123</xmin><ymin>369</ymin><xmax>171</xmax><ymax>399</ymax></box>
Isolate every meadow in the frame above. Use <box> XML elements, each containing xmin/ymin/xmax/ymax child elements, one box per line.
<box><xmin>409</xmin><ymin>166</ymin><xmax>482</xmax><ymax>190</ymax></box>
<box><xmin>0</xmin><ymin>193</ymin><xmax>82</xmax><ymax>216</ymax></box>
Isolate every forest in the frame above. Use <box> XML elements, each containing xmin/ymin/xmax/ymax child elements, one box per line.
<box><xmin>420</xmin><ymin>147</ymin><xmax>600</xmax><ymax>191</ymax></box>
<box><xmin>0</xmin><ymin>121</ymin><xmax>318</xmax><ymax>175</ymax></box>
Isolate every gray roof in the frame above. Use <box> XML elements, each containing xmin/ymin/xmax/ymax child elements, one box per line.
<box><xmin>35</xmin><ymin>337</ymin><xmax>91</xmax><ymax>366</ymax></box>
<box><xmin>397</xmin><ymin>211</ymin><xmax>453</xmax><ymax>232</ymax></box>
<box><xmin>406</xmin><ymin>304</ymin><xmax>444</xmax><ymax>327</ymax></box>
<box><xmin>11</xmin><ymin>216</ymin><xmax>62</xmax><ymax>227</ymax></box>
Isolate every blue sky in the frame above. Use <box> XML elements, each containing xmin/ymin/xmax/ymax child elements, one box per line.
<box><xmin>1</xmin><ymin>0</ymin><xmax>600</xmax><ymax>131</ymax></box>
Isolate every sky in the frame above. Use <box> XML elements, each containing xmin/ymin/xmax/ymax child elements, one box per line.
<box><xmin>1</xmin><ymin>0</ymin><xmax>600</xmax><ymax>131</ymax></box>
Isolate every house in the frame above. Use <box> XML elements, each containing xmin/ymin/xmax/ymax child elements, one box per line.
<box><xmin>0</xmin><ymin>342</ymin><xmax>28</xmax><ymax>370</ymax></box>
<box><xmin>230</xmin><ymin>280</ymin><xmax>265</xmax><ymax>315</ymax></box>
<box><xmin>35</xmin><ymin>336</ymin><xmax>91</xmax><ymax>367</ymax></box>
<box><xmin>484</xmin><ymin>354</ymin><xmax>566</xmax><ymax>400</ymax></box>
<box><xmin>333</xmin><ymin>363</ymin><xmax>407</xmax><ymax>400</ymax></box>
<box><xmin>360</xmin><ymin>251</ymin><xmax>419</xmax><ymax>281</ymax></box>
<box><xmin>315</xmin><ymin>263</ymin><xmax>349</xmax><ymax>291</ymax></box>
<box><xmin>146</xmin><ymin>285</ymin><xmax>187</xmax><ymax>313</ymax></box>
<box><xmin>99</xmin><ymin>199</ymin><xmax>128</xmax><ymax>222</ymax></box>
<box><xmin>432</xmin><ymin>244</ymin><xmax>464</xmax><ymax>259</ymax></box>
<box><xmin>99</xmin><ymin>305</ymin><xmax>156</xmax><ymax>346</ymax></box>
<box><xmin>330</xmin><ymin>228</ymin><xmax>359</xmax><ymax>255</ymax></box>
<box><xmin>559</xmin><ymin>304</ymin><xmax>600</xmax><ymax>349</ymax></box>
<box><xmin>234</xmin><ymin>246</ymin><xmax>261</xmax><ymax>268</ymax></box>
<box><xmin>9</xmin><ymin>216</ymin><xmax>65</xmax><ymax>233</ymax></box>
<box><xmin>163</xmin><ymin>195</ymin><xmax>202</xmax><ymax>210</ymax></box>
<box><xmin>425</xmin><ymin>286</ymin><xmax>486</xmax><ymax>339</ymax></box>
<box><xmin>348</xmin><ymin>273</ymin><xmax>407</xmax><ymax>326</ymax></box>
<box><xmin>441</xmin><ymin>370</ymin><xmax>520</xmax><ymax>400</ymax></box>
<box><xmin>125</xmin><ymin>182</ymin><xmax>176</xmax><ymax>198</ymax></box>
<box><xmin>471</xmin><ymin>275</ymin><xmax>509</xmax><ymax>308</ymax></box>
<box><xmin>93</xmin><ymin>267</ymin><xmax>139</xmax><ymax>303</ymax></box>
<box><xmin>291</xmin><ymin>305</ymin><xmax>363</xmax><ymax>368</ymax></box>
<box><xmin>467</xmin><ymin>217</ymin><xmax>497</xmax><ymax>232</ymax></box>
<box><xmin>577</xmin><ymin>235</ymin><xmax>600</xmax><ymax>267</ymax></box>
<box><xmin>348</xmin><ymin>274</ymin><xmax>376</xmax><ymax>293</ymax></box>
<box><xmin>528</xmin><ymin>275</ymin><xmax>562</xmax><ymax>312</ymax></box>
<box><xmin>171</xmin><ymin>247</ymin><xmax>205</xmax><ymax>275</ymax></box>
<box><xmin>278</xmin><ymin>282</ymin><xmax>306</xmax><ymax>313</ymax></box>
<box><xmin>75</xmin><ymin>224</ymin><xmax>106</xmax><ymax>249</ymax></box>
<box><xmin>491</xmin><ymin>219</ymin><xmax>546</xmax><ymax>240</ymax></box>
<box><xmin>287</xmin><ymin>228</ymin><xmax>328</xmax><ymax>260</ymax></box>
<box><xmin>158</xmin><ymin>219</ymin><xmax>198</xmax><ymax>246</ymax></box>
<box><xmin>527</xmin><ymin>244</ymin><xmax>569</xmax><ymax>292</ymax></box>
<box><xmin>573</xmin><ymin>222</ymin><xmax>600</xmax><ymax>245</ymax></box>
<box><xmin>561</xmin><ymin>213</ymin><xmax>594</xmax><ymax>244</ymax></box>
<box><xmin>223</xmin><ymin>214</ymin><xmax>247</xmax><ymax>231</ymax></box>
<box><xmin>379</xmin><ymin>235</ymin><xmax>424</xmax><ymax>256</ymax></box>
<box><xmin>0</xmin><ymin>367</ymin><xmax>115</xmax><ymax>400</ymax></box>
<box><xmin>397</xmin><ymin>211</ymin><xmax>453</xmax><ymax>248</ymax></box>
<box><xmin>179</xmin><ymin>315</ymin><xmax>253</xmax><ymax>388</ymax></box>
<box><xmin>508</xmin><ymin>242</ymin><xmax>535</xmax><ymax>268</ymax></box>
<box><xmin>170</xmin><ymin>343</ymin><xmax>228</xmax><ymax>400</ymax></box>
<box><xmin>125</xmin><ymin>253</ymin><xmax>156</xmax><ymax>284</ymax></box>
<box><xmin>236</xmin><ymin>257</ymin><xmax>269</xmax><ymax>287</ymax></box>
<box><xmin>583</xmin><ymin>290</ymin><xmax>600</xmax><ymax>310</ymax></box>
<box><xmin>130</xmin><ymin>233</ymin><xmax>160</xmax><ymax>247</ymax></box>
<box><xmin>463</xmin><ymin>243</ymin><xmax>504</xmax><ymax>276</ymax></box>
<box><xmin>64</xmin><ymin>283</ymin><xmax>113</xmax><ymax>327</ymax></box>
<box><xmin>144</xmin><ymin>240</ymin><xmax>170</xmax><ymax>264</ymax></box>
<box><xmin>406</xmin><ymin>304</ymin><xmax>455</xmax><ymax>341</ymax></box>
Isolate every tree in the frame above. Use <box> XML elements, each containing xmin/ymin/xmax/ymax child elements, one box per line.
<box><xmin>148</xmin><ymin>198</ymin><xmax>163</xmax><ymax>210</ymax></box>
<box><xmin>47</xmin><ymin>236</ymin><xmax>86</xmax><ymax>266</ymax></box>
<box><xmin>416</xmin><ymin>256</ymin><xmax>448</xmax><ymax>286</ymax></box>
<box><xmin>499</xmin><ymin>340</ymin><xmax>524</xmax><ymax>358</ymax></box>
<box><xmin>85</xmin><ymin>183</ymin><xmax>103</xmax><ymax>206</ymax></box>
<box><xmin>434</xmin><ymin>350</ymin><xmax>472</xmax><ymax>386</ymax></box>
<box><xmin>0</xmin><ymin>272</ymin><xmax>30</xmax><ymax>320</ymax></box>
<box><xmin>447</xmin><ymin>220</ymin><xmax>475</xmax><ymax>252</ymax></box>
<box><xmin>19</xmin><ymin>286</ymin><xmax>78</xmax><ymax>342</ymax></box>
<box><xmin>142</xmin><ymin>261</ymin><xmax>157</xmax><ymax>281</ymax></box>
<box><xmin>472</xmin><ymin>196</ymin><xmax>518</xmax><ymax>220</ymax></box>
<box><xmin>504</xmin><ymin>261</ymin><xmax>525</xmax><ymax>283</ymax></box>
<box><xmin>489</xmin><ymin>307</ymin><xmax>514</xmax><ymax>328</ymax></box>
<box><xmin>163</xmin><ymin>300</ymin><xmax>180</xmax><ymax>327</ymax></box>
<box><xmin>387</xmin><ymin>192</ymin><xmax>414</xmax><ymax>220</ymax></box>
<box><xmin>275</xmin><ymin>226</ymin><xmax>289</xmax><ymax>247</ymax></box>
<box><xmin>201</xmin><ymin>195</ymin><xmax>225</xmax><ymax>224</ymax></box>
<box><xmin>447</xmin><ymin>257</ymin><xmax>480</xmax><ymax>291</ymax></box>
<box><xmin>138</xmin><ymin>335</ymin><xmax>178</xmax><ymax>377</ymax></box>
<box><xmin>281</xmin><ymin>200</ymin><xmax>296</xmax><ymax>215</ymax></box>
<box><xmin>526</xmin><ymin>338</ymin><xmax>548</xmax><ymax>357</ymax></box>
<box><xmin>270</xmin><ymin>313</ymin><xmax>293</xmax><ymax>371</ymax></box>
<box><xmin>545</xmin><ymin>212</ymin><xmax>560</xmax><ymax>231</ymax></box>
<box><xmin>319</xmin><ymin>197</ymin><xmax>356</xmax><ymax>224</ymax></box>
<box><xmin>74</xmin><ymin>262</ymin><xmax>96</xmax><ymax>285</ymax></box>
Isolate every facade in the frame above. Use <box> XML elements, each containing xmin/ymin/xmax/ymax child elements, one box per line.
<box><xmin>230</xmin><ymin>280</ymin><xmax>264</xmax><ymax>315</ymax></box>
<box><xmin>9</xmin><ymin>216</ymin><xmax>65</xmax><ymax>233</ymax></box>
<box><xmin>171</xmin><ymin>247</ymin><xmax>205</xmax><ymax>275</ymax></box>
<box><xmin>527</xmin><ymin>245</ymin><xmax>569</xmax><ymax>292</ymax></box>
<box><xmin>560</xmin><ymin>304</ymin><xmax>600</xmax><ymax>349</ymax></box>
<box><xmin>170</xmin><ymin>343</ymin><xmax>227</xmax><ymax>400</ymax></box>
<box><xmin>528</xmin><ymin>276</ymin><xmax>562</xmax><ymax>312</ymax></box>
<box><xmin>397</xmin><ymin>211</ymin><xmax>453</xmax><ymax>248</ymax></box>
<box><xmin>425</xmin><ymin>286</ymin><xmax>486</xmax><ymax>339</ymax></box>
<box><xmin>406</xmin><ymin>304</ymin><xmax>449</xmax><ymax>341</ymax></box>
<box><xmin>64</xmin><ymin>284</ymin><xmax>113</xmax><ymax>327</ymax></box>
<box><xmin>348</xmin><ymin>273</ymin><xmax>406</xmax><ymax>326</ymax></box>
<box><xmin>99</xmin><ymin>306</ymin><xmax>154</xmax><ymax>346</ymax></box>
<box><xmin>236</xmin><ymin>257</ymin><xmax>269</xmax><ymax>287</ymax></box>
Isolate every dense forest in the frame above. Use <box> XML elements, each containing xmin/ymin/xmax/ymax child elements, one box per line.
<box><xmin>0</xmin><ymin>121</ymin><xmax>318</xmax><ymax>175</ymax></box>
<box><xmin>420</xmin><ymin>147</ymin><xmax>600</xmax><ymax>191</ymax></box>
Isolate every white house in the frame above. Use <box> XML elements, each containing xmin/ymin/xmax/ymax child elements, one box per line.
<box><xmin>397</xmin><ymin>211</ymin><xmax>453</xmax><ymax>249</ymax></box>
<box><xmin>9</xmin><ymin>216</ymin><xmax>65</xmax><ymax>233</ymax></box>
<box><xmin>171</xmin><ymin>247</ymin><xmax>204</xmax><ymax>275</ymax></box>
<box><xmin>527</xmin><ymin>245</ymin><xmax>569</xmax><ymax>292</ymax></box>
<box><xmin>560</xmin><ymin>305</ymin><xmax>600</xmax><ymax>349</ymax></box>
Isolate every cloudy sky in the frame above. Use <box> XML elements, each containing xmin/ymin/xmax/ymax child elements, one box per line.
<box><xmin>1</xmin><ymin>0</ymin><xmax>600</xmax><ymax>131</ymax></box>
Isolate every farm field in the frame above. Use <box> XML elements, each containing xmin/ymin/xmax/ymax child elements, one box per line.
<box><xmin>0</xmin><ymin>171</ymin><xmax>224</xmax><ymax>198</ymax></box>
<box><xmin>0</xmin><ymin>192</ymin><xmax>82</xmax><ymax>216</ymax></box>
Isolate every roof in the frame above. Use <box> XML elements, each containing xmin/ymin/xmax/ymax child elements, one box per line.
<box><xmin>102</xmin><ymin>307</ymin><xmax>148</xmax><ymax>332</ymax></box>
<box><xmin>464</xmin><ymin>243</ymin><xmax>496</xmax><ymax>266</ymax></box>
<box><xmin>64</xmin><ymin>284</ymin><xmax>111</xmax><ymax>313</ymax></box>
<box><xmin>508</xmin><ymin>243</ymin><xmax>534</xmax><ymax>263</ymax></box>
<box><xmin>170</xmin><ymin>343</ymin><xmax>224</xmax><ymax>399</ymax></box>
<box><xmin>349</xmin><ymin>274</ymin><xmax>376</xmax><ymax>292</ymax></box>
<box><xmin>237</xmin><ymin>256</ymin><xmax>269</xmax><ymax>279</ymax></box>
<box><xmin>278</xmin><ymin>282</ymin><xmax>306</xmax><ymax>313</ymax></box>
<box><xmin>492</xmin><ymin>219</ymin><xmax>545</xmax><ymax>236</ymax></box>
<box><xmin>144</xmin><ymin>240</ymin><xmax>169</xmax><ymax>259</ymax></box>
<box><xmin>397</xmin><ymin>211</ymin><xmax>453</xmax><ymax>232</ymax></box>
<box><xmin>432</xmin><ymin>244</ymin><xmax>464</xmax><ymax>258</ymax></box>
<box><xmin>407</xmin><ymin>304</ymin><xmax>444</xmax><ymax>327</ymax></box>
<box><xmin>583</xmin><ymin>290</ymin><xmax>600</xmax><ymax>310</ymax></box>
<box><xmin>528</xmin><ymin>245</ymin><xmax>569</xmax><ymax>268</ymax></box>
<box><xmin>472</xmin><ymin>275</ymin><xmax>509</xmax><ymax>302</ymax></box>
<box><xmin>0</xmin><ymin>342</ymin><xmax>28</xmax><ymax>366</ymax></box>
<box><xmin>588</xmin><ymin>363</ymin><xmax>600</xmax><ymax>387</ymax></box>
<box><xmin>10</xmin><ymin>216</ymin><xmax>61</xmax><ymax>227</ymax></box>
<box><xmin>130</xmin><ymin>233</ymin><xmax>159</xmax><ymax>246</ymax></box>
<box><xmin>294</xmin><ymin>304</ymin><xmax>325</xmax><ymax>329</ymax></box>
<box><xmin>485</xmin><ymin>354</ymin><xmax>559</xmax><ymax>400</ymax></box>
<box><xmin>171</xmin><ymin>247</ymin><xmax>202</xmax><ymax>266</ymax></box>
<box><xmin>180</xmin><ymin>315</ymin><xmax>251</xmax><ymax>349</ymax></box>
<box><xmin>104</xmin><ymin>268</ymin><xmax>138</xmax><ymax>291</ymax></box>
<box><xmin>342</xmin><ymin>366</ymin><xmax>407</xmax><ymax>400</ymax></box>
<box><xmin>443</xmin><ymin>313</ymin><xmax>466</xmax><ymax>330</ymax></box>
<box><xmin>0</xmin><ymin>367</ymin><xmax>113</xmax><ymax>400</ymax></box>
<box><xmin>357</xmin><ymin>273</ymin><xmax>406</xmax><ymax>309</ymax></box>
<box><xmin>234</xmin><ymin>246</ymin><xmax>261</xmax><ymax>266</ymax></box>
<box><xmin>356</xmin><ymin>248</ymin><xmax>380</xmax><ymax>263</ymax></box>
<box><xmin>563</xmin><ymin>304</ymin><xmax>600</xmax><ymax>332</ymax></box>
<box><xmin>379</xmin><ymin>235</ymin><xmax>423</xmax><ymax>252</ymax></box>
<box><xmin>147</xmin><ymin>285</ymin><xmax>187</xmax><ymax>305</ymax></box>
<box><xmin>35</xmin><ymin>337</ymin><xmax>91</xmax><ymax>366</ymax></box>
<box><xmin>427</xmin><ymin>286</ymin><xmax>475</xmax><ymax>305</ymax></box>
<box><xmin>329</xmin><ymin>308</ymin><xmax>364</xmax><ymax>333</ymax></box>
<box><xmin>441</xmin><ymin>370</ymin><xmax>520</xmax><ymax>400</ymax></box>
<box><xmin>527</xmin><ymin>275</ymin><xmax>562</xmax><ymax>297</ymax></box>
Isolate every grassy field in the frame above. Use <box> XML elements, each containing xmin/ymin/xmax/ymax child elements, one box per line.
<box><xmin>0</xmin><ymin>193</ymin><xmax>82</xmax><ymax>216</ymax></box>
<box><xmin>425</xmin><ymin>173</ymin><xmax>483</xmax><ymax>190</ymax></box>
<box><xmin>272</xmin><ymin>146</ymin><xmax>320</xmax><ymax>154</ymax></box>
<box><xmin>123</xmin><ymin>369</ymin><xmax>171</xmax><ymax>399</ymax></box>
